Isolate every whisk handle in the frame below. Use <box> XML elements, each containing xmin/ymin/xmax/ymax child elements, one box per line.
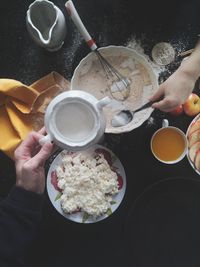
<box><xmin>65</xmin><ymin>0</ymin><xmax>97</xmax><ymax>51</ymax></box>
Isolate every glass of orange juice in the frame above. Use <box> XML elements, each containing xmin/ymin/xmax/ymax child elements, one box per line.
<box><xmin>151</xmin><ymin>119</ymin><xmax>188</xmax><ymax>164</ymax></box>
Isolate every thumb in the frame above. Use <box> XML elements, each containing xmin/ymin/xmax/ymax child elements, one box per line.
<box><xmin>152</xmin><ymin>99</ymin><xmax>166</xmax><ymax>110</ymax></box>
<box><xmin>30</xmin><ymin>142</ymin><xmax>53</xmax><ymax>167</ymax></box>
<box><xmin>152</xmin><ymin>98</ymin><xmax>172</xmax><ymax>112</ymax></box>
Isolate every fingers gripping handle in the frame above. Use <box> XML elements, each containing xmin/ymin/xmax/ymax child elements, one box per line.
<box><xmin>65</xmin><ymin>0</ymin><xmax>97</xmax><ymax>51</ymax></box>
<box><xmin>97</xmin><ymin>97</ymin><xmax>112</xmax><ymax>109</ymax></box>
<box><xmin>39</xmin><ymin>134</ymin><xmax>52</xmax><ymax>146</ymax></box>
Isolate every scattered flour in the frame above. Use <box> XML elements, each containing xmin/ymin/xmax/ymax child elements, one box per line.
<box><xmin>125</xmin><ymin>37</ymin><xmax>166</xmax><ymax>79</ymax></box>
<box><xmin>124</xmin><ymin>36</ymin><xmax>192</xmax><ymax>83</ymax></box>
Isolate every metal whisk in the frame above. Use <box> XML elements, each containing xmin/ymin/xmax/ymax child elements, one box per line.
<box><xmin>65</xmin><ymin>0</ymin><xmax>131</xmax><ymax>101</ymax></box>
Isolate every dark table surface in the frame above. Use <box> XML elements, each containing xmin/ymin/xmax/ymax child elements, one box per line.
<box><xmin>1</xmin><ymin>0</ymin><xmax>200</xmax><ymax>266</ymax></box>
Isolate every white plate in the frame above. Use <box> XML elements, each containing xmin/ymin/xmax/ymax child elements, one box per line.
<box><xmin>71</xmin><ymin>45</ymin><xmax>158</xmax><ymax>134</ymax></box>
<box><xmin>186</xmin><ymin>113</ymin><xmax>200</xmax><ymax>175</ymax></box>
<box><xmin>46</xmin><ymin>145</ymin><xmax>126</xmax><ymax>223</ymax></box>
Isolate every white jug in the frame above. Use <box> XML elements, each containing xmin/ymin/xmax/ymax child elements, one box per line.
<box><xmin>40</xmin><ymin>91</ymin><xmax>111</xmax><ymax>151</ymax></box>
<box><xmin>26</xmin><ymin>0</ymin><xmax>67</xmax><ymax>51</ymax></box>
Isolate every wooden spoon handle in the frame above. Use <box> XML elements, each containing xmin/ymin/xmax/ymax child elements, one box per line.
<box><xmin>179</xmin><ymin>48</ymin><xmax>194</xmax><ymax>57</ymax></box>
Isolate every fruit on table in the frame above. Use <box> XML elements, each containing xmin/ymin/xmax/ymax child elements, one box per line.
<box><xmin>188</xmin><ymin>120</ymin><xmax>200</xmax><ymax>136</ymax></box>
<box><xmin>194</xmin><ymin>150</ymin><xmax>200</xmax><ymax>171</ymax></box>
<box><xmin>188</xmin><ymin>129</ymin><xmax>200</xmax><ymax>148</ymax></box>
<box><xmin>183</xmin><ymin>93</ymin><xmax>200</xmax><ymax>116</ymax></box>
<box><xmin>170</xmin><ymin>105</ymin><xmax>183</xmax><ymax>116</ymax></box>
<box><xmin>187</xmin><ymin>116</ymin><xmax>200</xmax><ymax>172</ymax></box>
<box><xmin>189</xmin><ymin>141</ymin><xmax>200</xmax><ymax>162</ymax></box>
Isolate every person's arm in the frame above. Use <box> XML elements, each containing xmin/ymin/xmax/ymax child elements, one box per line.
<box><xmin>150</xmin><ymin>40</ymin><xmax>200</xmax><ymax>112</ymax></box>
<box><xmin>0</xmin><ymin>130</ymin><xmax>53</xmax><ymax>267</ymax></box>
<box><xmin>0</xmin><ymin>186</ymin><xmax>44</xmax><ymax>267</ymax></box>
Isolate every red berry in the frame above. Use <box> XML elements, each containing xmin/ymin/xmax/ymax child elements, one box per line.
<box><xmin>51</xmin><ymin>171</ymin><xmax>62</xmax><ymax>192</ymax></box>
<box><xmin>95</xmin><ymin>148</ymin><xmax>112</xmax><ymax>166</ymax></box>
<box><xmin>170</xmin><ymin>105</ymin><xmax>183</xmax><ymax>116</ymax></box>
<box><xmin>117</xmin><ymin>173</ymin><xmax>123</xmax><ymax>190</ymax></box>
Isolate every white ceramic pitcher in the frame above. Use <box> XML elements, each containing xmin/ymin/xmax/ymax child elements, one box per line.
<box><xmin>40</xmin><ymin>90</ymin><xmax>111</xmax><ymax>151</ymax></box>
<box><xmin>26</xmin><ymin>0</ymin><xmax>67</xmax><ymax>51</ymax></box>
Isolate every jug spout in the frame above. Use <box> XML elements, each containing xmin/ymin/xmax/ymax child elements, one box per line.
<box><xmin>26</xmin><ymin>0</ymin><xmax>67</xmax><ymax>51</ymax></box>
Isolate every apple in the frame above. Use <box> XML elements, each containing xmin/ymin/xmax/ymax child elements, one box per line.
<box><xmin>194</xmin><ymin>149</ymin><xmax>200</xmax><ymax>171</ymax></box>
<box><xmin>183</xmin><ymin>93</ymin><xmax>200</xmax><ymax>116</ymax></box>
<box><xmin>170</xmin><ymin>105</ymin><xmax>183</xmax><ymax>116</ymax></box>
<box><xmin>188</xmin><ymin>119</ymin><xmax>200</xmax><ymax>136</ymax></box>
<box><xmin>188</xmin><ymin>129</ymin><xmax>200</xmax><ymax>148</ymax></box>
<box><xmin>189</xmin><ymin>141</ymin><xmax>200</xmax><ymax>162</ymax></box>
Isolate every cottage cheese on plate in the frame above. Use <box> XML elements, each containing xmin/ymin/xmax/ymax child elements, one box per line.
<box><xmin>56</xmin><ymin>150</ymin><xmax>119</xmax><ymax>217</ymax></box>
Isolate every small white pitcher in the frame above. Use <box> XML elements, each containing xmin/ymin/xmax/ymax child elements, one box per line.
<box><xmin>26</xmin><ymin>0</ymin><xmax>67</xmax><ymax>51</ymax></box>
<box><xmin>40</xmin><ymin>90</ymin><xmax>111</xmax><ymax>151</ymax></box>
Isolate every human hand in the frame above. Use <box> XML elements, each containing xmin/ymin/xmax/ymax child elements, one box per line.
<box><xmin>14</xmin><ymin>129</ymin><xmax>53</xmax><ymax>194</ymax></box>
<box><xmin>150</xmin><ymin>68</ymin><xmax>196</xmax><ymax>112</ymax></box>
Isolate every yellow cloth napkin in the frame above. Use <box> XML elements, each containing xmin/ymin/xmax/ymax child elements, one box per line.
<box><xmin>0</xmin><ymin>72</ymin><xmax>70</xmax><ymax>159</ymax></box>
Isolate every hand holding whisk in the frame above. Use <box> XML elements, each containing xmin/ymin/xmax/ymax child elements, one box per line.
<box><xmin>65</xmin><ymin>0</ymin><xmax>131</xmax><ymax>101</ymax></box>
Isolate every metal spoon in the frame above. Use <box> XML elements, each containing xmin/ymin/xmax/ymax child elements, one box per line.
<box><xmin>111</xmin><ymin>100</ymin><xmax>154</xmax><ymax>127</ymax></box>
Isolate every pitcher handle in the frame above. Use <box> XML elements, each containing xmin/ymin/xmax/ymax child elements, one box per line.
<box><xmin>39</xmin><ymin>134</ymin><xmax>53</xmax><ymax>146</ymax></box>
<box><xmin>97</xmin><ymin>97</ymin><xmax>111</xmax><ymax>109</ymax></box>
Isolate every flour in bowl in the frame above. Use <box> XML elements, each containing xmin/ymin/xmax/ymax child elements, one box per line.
<box><xmin>71</xmin><ymin>46</ymin><xmax>158</xmax><ymax>133</ymax></box>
